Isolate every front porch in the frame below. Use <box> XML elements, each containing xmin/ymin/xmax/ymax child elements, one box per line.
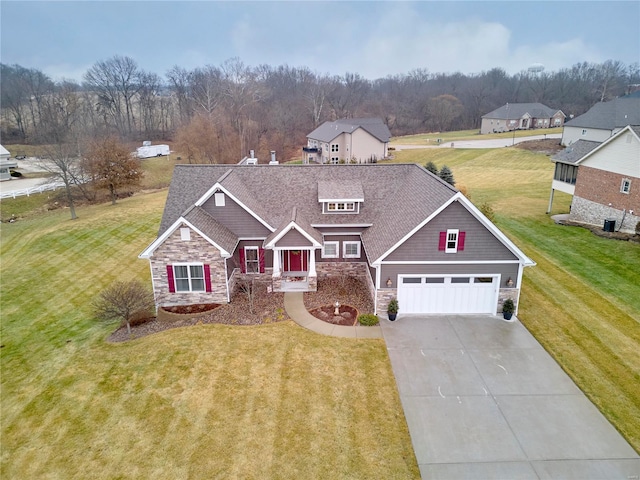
<box><xmin>271</xmin><ymin>248</ymin><xmax>318</xmax><ymax>293</ymax></box>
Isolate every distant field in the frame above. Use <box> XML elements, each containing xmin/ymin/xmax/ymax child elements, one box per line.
<box><xmin>392</xmin><ymin>127</ymin><xmax>562</xmax><ymax>145</ymax></box>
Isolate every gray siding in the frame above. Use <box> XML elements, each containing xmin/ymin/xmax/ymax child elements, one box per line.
<box><xmin>275</xmin><ymin>229</ymin><xmax>313</xmax><ymax>247</ymax></box>
<box><xmin>315</xmin><ymin>234</ymin><xmax>365</xmax><ymax>262</ymax></box>
<box><xmin>380</xmin><ymin>263</ymin><xmax>520</xmax><ymax>289</ymax></box>
<box><xmin>227</xmin><ymin>240</ymin><xmax>273</xmax><ymax>277</ymax></box>
<box><xmin>201</xmin><ymin>192</ymin><xmax>271</xmax><ymax>237</ymax></box>
<box><xmin>385</xmin><ymin>202</ymin><xmax>517</xmax><ymax>262</ymax></box>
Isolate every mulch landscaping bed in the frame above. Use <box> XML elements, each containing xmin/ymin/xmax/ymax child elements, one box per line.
<box><xmin>107</xmin><ymin>275</ymin><xmax>375</xmax><ymax>343</ymax></box>
<box><xmin>308</xmin><ymin>304</ymin><xmax>359</xmax><ymax>326</ymax></box>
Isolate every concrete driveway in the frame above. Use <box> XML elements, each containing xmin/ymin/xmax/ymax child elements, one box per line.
<box><xmin>380</xmin><ymin>315</ymin><xmax>639</xmax><ymax>479</ymax></box>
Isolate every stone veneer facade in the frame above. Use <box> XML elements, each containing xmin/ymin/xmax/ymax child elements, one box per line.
<box><xmin>315</xmin><ymin>262</ymin><xmax>376</xmax><ymax>307</ymax></box>
<box><xmin>150</xmin><ymin>225</ymin><xmax>228</xmax><ymax>307</ymax></box>
<box><xmin>571</xmin><ymin>166</ymin><xmax>639</xmax><ymax>233</ymax></box>
<box><xmin>571</xmin><ymin>196</ymin><xmax>639</xmax><ymax>233</ymax></box>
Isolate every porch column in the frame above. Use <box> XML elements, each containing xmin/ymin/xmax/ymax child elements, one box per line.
<box><xmin>272</xmin><ymin>249</ymin><xmax>281</xmax><ymax>276</ymax></box>
<box><xmin>308</xmin><ymin>249</ymin><xmax>316</xmax><ymax>276</ymax></box>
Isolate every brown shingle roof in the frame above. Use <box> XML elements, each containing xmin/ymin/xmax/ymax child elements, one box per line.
<box><xmin>159</xmin><ymin>164</ymin><xmax>458</xmax><ymax>262</ymax></box>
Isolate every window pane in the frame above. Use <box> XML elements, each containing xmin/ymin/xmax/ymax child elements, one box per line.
<box><xmin>403</xmin><ymin>277</ymin><xmax>422</xmax><ymax>284</ymax></box>
<box><xmin>425</xmin><ymin>277</ymin><xmax>445</xmax><ymax>283</ymax></box>
<box><xmin>474</xmin><ymin>277</ymin><xmax>494</xmax><ymax>283</ymax></box>
<box><xmin>245</xmin><ymin>248</ymin><xmax>258</xmax><ymax>261</ymax></box>
<box><xmin>191</xmin><ymin>279</ymin><xmax>205</xmax><ymax>291</ymax></box>
<box><xmin>174</xmin><ymin>265</ymin><xmax>188</xmax><ymax>279</ymax></box>
<box><xmin>175</xmin><ymin>278</ymin><xmax>190</xmax><ymax>292</ymax></box>
<box><xmin>190</xmin><ymin>265</ymin><xmax>204</xmax><ymax>279</ymax></box>
<box><xmin>451</xmin><ymin>277</ymin><xmax>470</xmax><ymax>283</ymax></box>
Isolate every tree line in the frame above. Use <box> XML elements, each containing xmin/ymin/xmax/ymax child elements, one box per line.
<box><xmin>2</xmin><ymin>56</ymin><xmax>638</xmax><ymax>162</ymax></box>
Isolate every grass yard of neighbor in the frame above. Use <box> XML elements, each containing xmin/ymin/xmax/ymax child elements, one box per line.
<box><xmin>1</xmin><ymin>139</ymin><xmax>638</xmax><ymax>478</ymax></box>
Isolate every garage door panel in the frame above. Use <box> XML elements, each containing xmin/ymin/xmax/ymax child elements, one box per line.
<box><xmin>398</xmin><ymin>275</ymin><xmax>497</xmax><ymax>315</ymax></box>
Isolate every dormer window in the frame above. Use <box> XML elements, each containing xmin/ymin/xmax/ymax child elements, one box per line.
<box><xmin>328</xmin><ymin>202</ymin><xmax>355</xmax><ymax>212</ymax></box>
<box><xmin>317</xmin><ymin>180</ymin><xmax>364</xmax><ymax>215</ymax></box>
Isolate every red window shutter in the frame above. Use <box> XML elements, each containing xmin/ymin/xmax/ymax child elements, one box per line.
<box><xmin>166</xmin><ymin>265</ymin><xmax>175</xmax><ymax>293</ymax></box>
<box><xmin>258</xmin><ymin>248</ymin><xmax>265</xmax><ymax>273</ymax></box>
<box><xmin>204</xmin><ymin>264</ymin><xmax>212</xmax><ymax>292</ymax></box>
<box><xmin>438</xmin><ymin>232</ymin><xmax>447</xmax><ymax>251</ymax></box>
<box><xmin>239</xmin><ymin>248</ymin><xmax>246</xmax><ymax>273</ymax></box>
<box><xmin>458</xmin><ymin>232</ymin><xmax>466</xmax><ymax>251</ymax></box>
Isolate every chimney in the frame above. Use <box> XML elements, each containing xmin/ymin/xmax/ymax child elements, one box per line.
<box><xmin>250</xmin><ymin>149</ymin><xmax>255</xmax><ymax>158</ymax></box>
<box><xmin>269</xmin><ymin>150</ymin><xmax>278</xmax><ymax>165</ymax></box>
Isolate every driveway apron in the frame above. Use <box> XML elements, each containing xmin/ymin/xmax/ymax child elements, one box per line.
<box><xmin>380</xmin><ymin>315</ymin><xmax>640</xmax><ymax>479</ymax></box>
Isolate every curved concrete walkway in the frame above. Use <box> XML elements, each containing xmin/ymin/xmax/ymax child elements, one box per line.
<box><xmin>283</xmin><ymin>292</ymin><xmax>382</xmax><ymax>339</ymax></box>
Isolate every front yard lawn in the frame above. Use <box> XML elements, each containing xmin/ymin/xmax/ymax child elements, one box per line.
<box><xmin>0</xmin><ymin>191</ymin><xmax>418</xmax><ymax>479</ymax></box>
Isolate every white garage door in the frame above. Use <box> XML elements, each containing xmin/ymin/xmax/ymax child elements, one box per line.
<box><xmin>397</xmin><ymin>275</ymin><xmax>499</xmax><ymax>314</ymax></box>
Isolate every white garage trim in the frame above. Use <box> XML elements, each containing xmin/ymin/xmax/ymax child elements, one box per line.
<box><xmin>397</xmin><ymin>274</ymin><xmax>499</xmax><ymax>315</ymax></box>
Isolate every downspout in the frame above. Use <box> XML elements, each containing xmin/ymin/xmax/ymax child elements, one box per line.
<box><xmin>616</xmin><ymin>209</ymin><xmax>627</xmax><ymax>232</ymax></box>
<box><xmin>224</xmin><ymin>257</ymin><xmax>230</xmax><ymax>303</ymax></box>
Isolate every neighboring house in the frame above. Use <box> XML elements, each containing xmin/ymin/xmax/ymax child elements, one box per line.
<box><xmin>0</xmin><ymin>145</ymin><xmax>17</xmax><ymax>181</ymax></box>
<box><xmin>561</xmin><ymin>95</ymin><xmax>640</xmax><ymax>146</ymax></box>
<box><xmin>548</xmin><ymin>125</ymin><xmax>640</xmax><ymax>233</ymax></box>
<box><xmin>140</xmin><ymin>164</ymin><xmax>535</xmax><ymax>316</ymax></box>
<box><xmin>480</xmin><ymin>103</ymin><xmax>565</xmax><ymax>134</ymax></box>
<box><xmin>303</xmin><ymin>118</ymin><xmax>391</xmax><ymax>164</ymax></box>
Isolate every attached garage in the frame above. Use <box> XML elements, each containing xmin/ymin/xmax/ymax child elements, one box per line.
<box><xmin>397</xmin><ymin>275</ymin><xmax>499</xmax><ymax>315</ymax></box>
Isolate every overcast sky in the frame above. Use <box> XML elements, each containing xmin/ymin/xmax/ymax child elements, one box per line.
<box><xmin>2</xmin><ymin>1</ymin><xmax>639</xmax><ymax>82</ymax></box>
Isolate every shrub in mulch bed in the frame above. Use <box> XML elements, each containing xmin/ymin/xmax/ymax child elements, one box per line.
<box><xmin>357</xmin><ymin>313</ymin><xmax>379</xmax><ymax>326</ymax></box>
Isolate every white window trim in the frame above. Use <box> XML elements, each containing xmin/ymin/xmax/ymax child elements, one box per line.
<box><xmin>214</xmin><ymin>192</ymin><xmax>225</xmax><ymax>206</ymax></box>
<box><xmin>621</xmin><ymin>178</ymin><xmax>631</xmax><ymax>194</ymax></box>
<box><xmin>343</xmin><ymin>241</ymin><xmax>361</xmax><ymax>258</ymax></box>
<box><xmin>445</xmin><ymin>229</ymin><xmax>459</xmax><ymax>254</ymax></box>
<box><xmin>173</xmin><ymin>263</ymin><xmax>205</xmax><ymax>292</ymax></box>
<box><xmin>326</xmin><ymin>202</ymin><xmax>356</xmax><ymax>212</ymax></box>
<box><xmin>322</xmin><ymin>241</ymin><xmax>339</xmax><ymax>258</ymax></box>
<box><xmin>244</xmin><ymin>246</ymin><xmax>260</xmax><ymax>274</ymax></box>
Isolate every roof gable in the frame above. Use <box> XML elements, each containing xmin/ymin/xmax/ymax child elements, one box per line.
<box><xmin>374</xmin><ymin>193</ymin><xmax>535</xmax><ymax>267</ymax></box>
<box><xmin>307</xmin><ymin>118</ymin><xmax>391</xmax><ymax>143</ymax></box>
<box><xmin>140</xmin><ymin>206</ymin><xmax>237</xmax><ymax>259</ymax></box>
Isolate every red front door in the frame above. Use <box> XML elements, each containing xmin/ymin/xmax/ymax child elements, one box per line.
<box><xmin>284</xmin><ymin>250</ymin><xmax>307</xmax><ymax>272</ymax></box>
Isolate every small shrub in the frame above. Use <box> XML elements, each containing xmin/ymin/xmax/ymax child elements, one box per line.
<box><xmin>387</xmin><ymin>298</ymin><xmax>399</xmax><ymax>314</ymax></box>
<box><xmin>358</xmin><ymin>313</ymin><xmax>379</xmax><ymax>326</ymax></box>
<box><xmin>128</xmin><ymin>309</ymin><xmax>153</xmax><ymax>327</ymax></box>
<box><xmin>636</xmin><ymin>221</ymin><xmax>640</xmax><ymax>236</ymax></box>
<box><xmin>424</xmin><ymin>161</ymin><xmax>438</xmax><ymax>175</ymax></box>
<box><xmin>502</xmin><ymin>298</ymin><xmax>515</xmax><ymax>314</ymax></box>
<box><xmin>438</xmin><ymin>165</ymin><xmax>455</xmax><ymax>186</ymax></box>
<box><xmin>479</xmin><ymin>202</ymin><xmax>496</xmax><ymax>222</ymax></box>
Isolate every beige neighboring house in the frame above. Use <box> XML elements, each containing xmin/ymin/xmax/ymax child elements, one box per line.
<box><xmin>303</xmin><ymin>118</ymin><xmax>391</xmax><ymax>164</ymax></box>
<box><xmin>561</xmin><ymin>94</ymin><xmax>640</xmax><ymax>146</ymax></box>
<box><xmin>0</xmin><ymin>145</ymin><xmax>17</xmax><ymax>181</ymax></box>
<box><xmin>548</xmin><ymin>125</ymin><xmax>640</xmax><ymax>233</ymax></box>
<box><xmin>480</xmin><ymin>103</ymin><xmax>565</xmax><ymax>134</ymax></box>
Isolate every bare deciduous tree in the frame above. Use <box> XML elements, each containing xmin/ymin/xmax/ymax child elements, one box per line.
<box><xmin>84</xmin><ymin>137</ymin><xmax>142</xmax><ymax>204</ymax></box>
<box><xmin>93</xmin><ymin>280</ymin><xmax>155</xmax><ymax>335</ymax></box>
